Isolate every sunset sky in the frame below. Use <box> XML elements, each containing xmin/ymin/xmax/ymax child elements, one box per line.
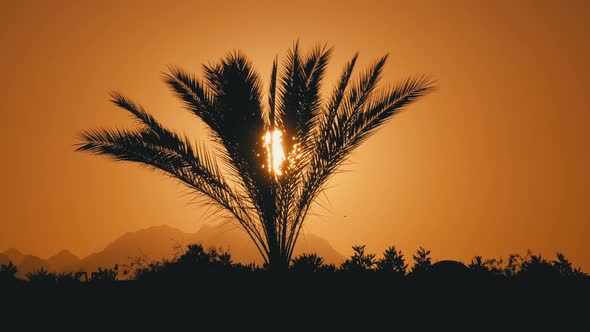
<box><xmin>1</xmin><ymin>0</ymin><xmax>589</xmax><ymax>269</ymax></box>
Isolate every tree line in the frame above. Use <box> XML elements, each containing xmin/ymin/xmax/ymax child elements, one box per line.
<box><xmin>1</xmin><ymin>243</ymin><xmax>587</xmax><ymax>285</ymax></box>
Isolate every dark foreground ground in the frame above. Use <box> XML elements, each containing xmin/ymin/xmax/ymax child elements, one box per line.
<box><xmin>2</xmin><ymin>277</ymin><xmax>588</xmax><ymax>330</ymax></box>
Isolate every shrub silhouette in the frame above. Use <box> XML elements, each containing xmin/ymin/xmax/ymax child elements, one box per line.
<box><xmin>134</xmin><ymin>244</ymin><xmax>254</xmax><ymax>281</ymax></box>
<box><xmin>552</xmin><ymin>252</ymin><xmax>587</xmax><ymax>279</ymax></box>
<box><xmin>26</xmin><ymin>268</ymin><xmax>57</xmax><ymax>286</ymax></box>
<box><xmin>291</xmin><ymin>253</ymin><xmax>335</xmax><ymax>272</ymax></box>
<box><xmin>517</xmin><ymin>253</ymin><xmax>561</xmax><ymax>280</ymax></box>
<box><xmin>339</xmin><ymin>245</ymin><xmax>376</xmax><ymax>272</ymax></box>
<box><xmin>91</xmin><ymin>265</ymin><xmax>119</xmax><ymax>282</ymax></box>
<box><xmin>376</xmin><ymin>246</ymin><xmax>407</xmax><ymax>275</ymax></box>
<box><xmin>469</xmin><ymin>256</ymin><xmax>490</xmax><ymax>273</ymax></box>
<box><xmin>410</xmin><ymin>247</ymin><xmax>432</xmax><ymax>275</ymax></box>
<box><xmin>176</xmin><ymin>244</ymin><xmax>233</xmax><ymax>271</ymax></box>
<box><xmin>56</xmin><ymin>272</ymin><xmax>81</xmax><ymax>286</ymax></box>
<box><xmin>0</xmin><ymin>261</ymin><xmax>18</xmax><ymax>282</ymax></box>
<box><xmin>2</xmin><ymin>244</ymin><xmax>587</xmax><ymax>285</ymax></box>
<box><xmin>503</xmin><ymin>253</ymin><xmax>525</xmax><ymax>278</ymax></box>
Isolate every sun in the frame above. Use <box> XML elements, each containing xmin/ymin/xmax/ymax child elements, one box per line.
<box><xmin>263</xmin><ymin>129</ymin><xmax>286</xmax><ymax>176</ymax></box>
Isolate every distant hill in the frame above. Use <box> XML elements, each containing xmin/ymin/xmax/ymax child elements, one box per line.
<box><xmin>47</xmin><ymin>250</ymin><xmax>80</xmax><ymax>272</ymax></box>
<box><xmin>1</xmin><ymin>224</ymin><xmax>344</xmax><ymax>277</ymax></box>
<box><xmin>2</xmin><ymin>248</ymin><xmax>24</xmax><ymax>266</ymax></box>
<box><xmin>19</xmin><ymin>255</ymin><xmax>49</xmax><ymax>277</ymax></box>
<box><xmin>0</xmin><ymin>253</ymin><xmax>10</xmax><ymax>265</ymax></box>
<box><xmin>1</xmin><ymin>248</ymin><xmax>52</xmax><ymax>277</ymax></box>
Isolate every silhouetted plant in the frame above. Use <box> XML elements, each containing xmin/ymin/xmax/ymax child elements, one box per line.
<box><xmin>339</xmin><ymin>245</ymin><xmax>376</xmax><ymax>272</ymax></box>
<box><xmin>133</xmin><ymin>261</ymin><xmax>167</xmax><ymax>280</ymax></box>
<box><xmin>176</xmin><ymin>244</ymin><xmax>233</xmax><ymax>272</ymax></box>
<box><xmin>77</xmin><ymin>42</ymin><xmax>434</xmax><ymax>270</ymax></box>
<box><xmin>124</xmin><ymin>253</ymin><xmax>155</xmax><ymax>279</ymax></box>
<box><xmin>26</xmin><ymin>268</ymin><xmax>57</xmax><ymax>285</ymax></box>
<box><xmin>376</xmin><ymin>246</ymin><xmax>406</xmax><ymax>275</ymax></box>
<box><xmin>0</xmin><ymin>261</ymin><xmax>18</xmax><ymax>282</ymax></box>
<box><xmin>232</xmin><ymin>262</ymin><xmax>264</xmax><ymax>273</ymax></box>
<box><xmin>56</xmin><ymin>272</ymin><xmax>81</xmax><ymax>286</ymax></box>
<box><xmin>468</xmin><ymin>256</ymin><xmax>506</xmax><ymax>279</ymax></box>
<box><xmin>134</xmin><ymin>243</ymin><xmax>248</xmax><ymax>280</ymax></box>
<box><xmin>91</xmin><ymin>265</ymin><xmax>119</xmax><ymax>282</ymax></box>
<box><xmin>291</xmin><ymin>253</ymin><xmax>335</xmax><ymax>272</ymax></box>
<box><xmin>552</xmin><ymin>253</ymin><xmax>587</xmax><ymax>279</ymax></box>
<box><xmin>410</xmin><ymin>247</ymin><xmax>432</xmax><ymax>275</ymax></box>
<box><xmin>485</xmin><ymin>258</ymin><xmax>505</xmax><ymax>275</ymax></box>
<box><xmin>503</xmin><ymin>253</ymin><xmax>524</xmax><ymax>278</ymax></box>
<box><xmin>517</xmin><ymin>253</ymin><xmax>561</xmax><ymax>280</ymax></box>
<box><xmin>469</xmin><ymin>256</ymin><xmax>487</xmax><ymax>273</ymax></box>
<box><xmin>10</xmin><ymin>245</ymin><xmax>585</xmax><ymax>282</ymax></box>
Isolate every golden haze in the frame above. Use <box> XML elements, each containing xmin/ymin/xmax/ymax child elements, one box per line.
<box><xmin>1</xmin><ymin>0</ymin><xmax>589</xmax><ymax>269</ymax></box>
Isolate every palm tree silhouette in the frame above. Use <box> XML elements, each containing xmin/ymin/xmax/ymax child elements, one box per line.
<box><xmin>77</xmin><ymin>42</ymin><xmax>434</xmax><ymax>271</ymax></box>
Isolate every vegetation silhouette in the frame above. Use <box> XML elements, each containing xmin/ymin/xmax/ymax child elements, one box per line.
<box><xmin>1</xmin><ymin>244</ymin><xmax>587</xmax><ymax>288</ymax></box>
<box><xmin>90</xmin><ymin>265</ymin><xmax>119</xmax><ymax>282</ymax></box>
<box><xmin>339</xmin><ymin>245</ymin><xmax>377</xmax><ymax>272</ymax></box>
<box><xmin>76</xmin><ymin>42</ymin><xmax>434</xmax><ymax>270</ymax></box>
<box><xmin>0</xmin><ymin>261</ymin><xmax>18</xmax><ymax>283</ymax></box>
<box><xmin>376</xmin><ymin>246</ymin><xmax>407</xmax><ymax>276</ymax></box>
<box><xmin>133</xmin><ymin>244</ymin><xmax>260</xmax><ymax>282</ymax></box>
<box><xmin>410</xmin><ymin>246</ymin><xmax>432</xmax><ymax>276</ymax></box>
<box><xmin>291</xmin><ymin>253</ymin><xmax>336</xmax><ymax>272</ymax></box>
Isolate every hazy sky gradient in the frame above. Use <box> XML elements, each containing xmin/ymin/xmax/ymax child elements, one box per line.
<box><xmin>1</xmin><ymin>0</ymin><xmax>589</xmax><ymax>268</ymax></box>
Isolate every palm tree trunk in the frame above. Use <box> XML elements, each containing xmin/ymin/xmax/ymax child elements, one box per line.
<box><xmin>267</xmin><ymin>249</ymin><xmax>289</xmax><ymax>272</ymax></box>
<box><xmin>263</xmin><ymin>222</ymin><xmax>289</xmax><ymax>271</ymax></box>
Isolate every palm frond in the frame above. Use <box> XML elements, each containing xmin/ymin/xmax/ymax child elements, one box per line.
<box><xmin>278</xmin><ymin>41</ymin><xmax>303</xmax><ymax>143</ymax></box>
<box><xmin>309</xmin><ymin>52</ymin><xmax>359</xmax><ymax>158</ymax></box>
<box><xmin>268</xmin><ymin>56</ymin><xmax>278</xmax><ymax>128</ymax></box>
<box><xmin>299</xmin><ymin>43</ymin><xmax>333</xmax><ymax>141</ymax></box>
<box><xmin>163</xmin><ymin>67</ymin><xmax>220</xmax><ymax>135</ymax></box>
<box><xmin>201</xmin><ymin>52</ymin><xmax>284</xmax><ymax>258</ymax></box>
<box><xmin>340</xmin><ymin>54</ymin><xmax>388</xmax><ymax>121</ymax></box>
<box><xmin>109</xmin><ymin>92</ymin><xmax>164</xmax><ymax>133</ymax></box>
<box><xmin>347</xmin><ymin>75</ymin><xmax>436</xmax><ymax>150</ymax></box>
<box><xmin>77</xmin><ymin>127</ymin><xmax>270</xmax><ymax>261</ymax></box>
<box><xmin>278</xmin><ymin>42</ymin><xmax>333</xmax><ymax>155</ymax></box>
<box><xmin>201</xmin><ymin>51</ymin><xmax>265</xmax><ymax>170</ymax></box>
<box><xmin>286</xmin><ymin>63</ymin><xmax>434</xmax><ymax>259</ymax></box>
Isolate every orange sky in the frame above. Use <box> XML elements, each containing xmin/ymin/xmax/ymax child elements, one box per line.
<box><xmin>1</xmin><ymin>0</ymin><xmax>589</xmax><ymax>269</ymax></box>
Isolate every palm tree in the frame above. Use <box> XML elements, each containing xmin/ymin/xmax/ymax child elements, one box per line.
<box><xmin>77</xmin><ymin>42</ymin><xmax>434</xmax><ymax>271</ymax></box>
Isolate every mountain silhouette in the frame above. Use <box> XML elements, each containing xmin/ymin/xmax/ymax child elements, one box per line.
<box><xmin>1</xmin><ymin>224</ymin><xmax>344</xmax><ymax>276</ymax></box>
<box><xmin>2</xmin><ymin>248</ymin><xmax>24</xmax><ymax>266</ymax></box>
<box><xmin>18</xmin><ymin>255</ymin><xmax>49</xmax><ymax>277</ymax></box>
<box><xmin>1</xmin><ymin>248</ymin><xmax>52</xmax><ymax>277</ymax></box>
<box><xmin>47</xmin><ymin>250</ymin><xmax>80</xmax><ymax>272</ymax></box>
<box><xmin>0</xmin><ymin>253</ymin><xmax>9</xmax><ymax>265</ymax></box>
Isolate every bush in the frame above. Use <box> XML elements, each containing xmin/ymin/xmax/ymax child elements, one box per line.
<box><xmin>7</xmin><ymin>243</ymin><xmax>588</xmax><ymax>284</ymax></box>
<box><xmin>0</xmin><ymin>261</ymin><xmax>18</xmax><ymax>282</ymax></box>
<box><xmin>410</xmin><ymin>247</ymin><xmax>432</xmax><ymax>275</ymax></box>
<box><xmin>56</xmin><ymin>272</ymin><xmax>82</xmax><ymax>286</ymax></box>
<box><xmin>291</xmin><ymin>253</ymin><xmax>335</xmax><ymax>272</ymax></box>
<box><xmin>339</xmin><ymin>245</ymin><xmax>376</xmax><ymax>272</ymax></box>
<box><xmin>552</xmin><ymin>252</ymin><xmax>588</xmax><ymax>279</ymax></box>
<box><xmin>517</xmin><ymin>254</ymin><xmax>561</xmax><ymax>280</ymax></box>
<box><xmin>26</xmin><ymin>268</ymin><xmax>57</xmax><ymax>285</ymax></box>
<box><xmin>376</xmin><ymin>246</ymin><xmax>407</xmax><ymax>275</ymax></box>
<box><xmin>134</xmin><ymin>243</ymin><xmax>249</xmax><ymax>281</ymax></box>
<box><xmin>91</xmin><ymin>265</ymin><xmax>119</xmax><ymax>282</ymax></box>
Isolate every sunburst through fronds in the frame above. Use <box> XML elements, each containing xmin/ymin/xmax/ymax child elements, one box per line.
<box><xmin>76</xmin><ymin>42</ymin><xmax>435</xmax><ymax>270</ymax></box>
<box><xmin>263</xmin><ymin>129</ymin><xmax>286</xmax><ymax>176</ymax></box>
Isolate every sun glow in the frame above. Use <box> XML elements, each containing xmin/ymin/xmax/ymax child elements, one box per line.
<box><xmin>263</xmin><ymin>129</ymin><xmax>286</xmax><ymax>176</ymax></box>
